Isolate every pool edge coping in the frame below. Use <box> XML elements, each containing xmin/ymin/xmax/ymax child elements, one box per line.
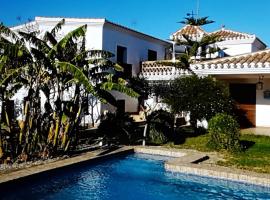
<box><xmin>1</xmin><ymin>146</ymin><xmax>270</xmax><ymax>188</ymax></box>
<box><xmin>0</xmin><ymin>146</ymin><xmax>134</xmax><ymax>186</ymax></box>
<box><xmin>164</xmin><ymin>162</ymin><xmax>270</xmax><ymax>188</ymax></box>
<box><xmin>134</xmin><ymin>146</ymin><xmax>270</xmax><ymax>188</ymax></box>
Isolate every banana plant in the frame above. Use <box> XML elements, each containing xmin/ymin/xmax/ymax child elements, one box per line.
<box><xmin>0</xmin><ymin>19</ymin><xmax>139</xmax><ymax>159</ymax></box>
<box><xmin>0</xmin><ymin>24</ymin><xmax>53</xmax><ymax>159</ymax></box>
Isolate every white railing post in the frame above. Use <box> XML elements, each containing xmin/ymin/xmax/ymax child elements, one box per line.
<box><xmin>142</xmin><ymin>123</ymin><xmax>148</xmax><ymax>146</ymax></box>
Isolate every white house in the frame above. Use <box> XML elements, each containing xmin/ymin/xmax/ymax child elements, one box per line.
<box><xmin>170</xmin><ymin>24</ymin><xmax>266</xmax><ymax>59</ymax></box>
<box><xmin>8</xmin><ymin>16</ymin><xmax>170</xmax><ymax>125</ymax></box>
<box><xmin>142</xmin><ymin>24</ymin><xmax>270</xmax><ymax>127</ymax></box>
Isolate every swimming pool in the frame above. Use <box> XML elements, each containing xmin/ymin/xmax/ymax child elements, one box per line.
<box><xmin>1</xmin><ymin>153</ymin><xmax>270</xmax><ymax>200</ymax></box>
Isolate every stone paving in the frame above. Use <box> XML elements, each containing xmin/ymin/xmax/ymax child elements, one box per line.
<box><xmin>135</xmin><ymin>146</ymin><xmax>270</xmax><ymax>187</ymax></box>
<box><xmin>242</xmin><ymin>127</ymin><xmax>270</xmax><ymax>136</ymax></box>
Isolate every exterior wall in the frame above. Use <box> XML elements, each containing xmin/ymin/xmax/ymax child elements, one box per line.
<box><xmin>9</xmin><ymin>18</ymin><xmax>105</xmax><ymax>125</ymax></box>
<box><xmin>216</xmin><ymin>40</ymin><xmax>253</xmax><ymax>56</ymax></box>
<box><xmin>85</xmin><ymin>23</ymin><xmax>104</xmax><ymax>50</ymax></box>
<box><xmin>101</xmin><ymin>91</ymin><xmax>138</xmax><ymax>113</ymax></box>
<box><xmin>10</xmin><ymin>87</ymin><xmax>28</xmax><ymax>120</ymax></box>
<box><xmin>252</xmin><ymin>39</ymin><xmax>267</xmax><ymax>52</ymax></box>
<box><xmin>102</xmin><ymin>23</ymin><xmax>168</xmax><ymax>75</ymax></box>
<box><xmin>9</xmin><ymin>17</ymin><xmax>170</xmax><ymax>116</ymax></box>
<box><xmin>37</xmin><ymin>19</ymin><xmax>104</xmax><ymax>50</ymax></box>
<box><xmin>102</xmin><ymin>23</ymin><xmax>169</xmax><ymax>112</ymax></box>
<box><xmin>256</xmin><ymin>79</ymin><xmax>270</xmax><ymax>127</ymax></box>
<box><xmin>217</xmin><ymin>77</ymin><xmax>270</xmax><ymax>127</ymax></box>
<box><xmin>214</xmin><ymin>38</ymin><xmax>265</xmax><ymax>57</ymax></box>
<box><xmin>11</xmin><ymin>18</ymin><xmax>105</xmax><ymax>50</ymax></box>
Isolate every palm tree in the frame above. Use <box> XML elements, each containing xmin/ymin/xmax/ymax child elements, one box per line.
<box><xmin>161</xmin><ymin>15</ymin><xmax>221</xmax><ymax>71</ymax></box>
<box><xmin>175</xmin><ymin>34</ymin><xmax>221</xmax><ymax>62</ymax></box>
<box><xmin>179</xmin><ymin>15</ymin><xmax>214</xmax><ymax>26</ymax></box>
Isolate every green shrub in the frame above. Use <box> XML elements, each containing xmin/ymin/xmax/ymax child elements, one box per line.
<box><xmin>157</xmin><ymin>75</ymin><xmax>233</xmax><ymax>128</ymax></box>
<box><xmin>207</xmin><ymin>113</ymin><xmax>241</xmax><ymax>152</ymax></box>
<box><xmin>148</xmin><ymin>128</ymin><xmax>168</xmax><ymax>145</ymax></box>
<box><xmin>147</xmin><ymin>110</ymin><xmax>174</xmax><ymax>145</ymax></box>
<box><xmin>98</xmin><ymin>112</ymin><xmax>137</xmax><ymax>145</ymax></box>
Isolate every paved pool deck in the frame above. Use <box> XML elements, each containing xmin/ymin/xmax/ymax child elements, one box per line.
<box><xmin>135</xmin><ymin>146</ymin><xmax>270</xmax><ymax>187</ymax></box>
<box><xmin>241</xmin><ymin>127</ymin><xmax>270</xmax><ymax>136</ymax></box>
<box><xmin>0</xmin><ymin>146</ymin><xmax>270</xmax><ymax>188</ymax></box>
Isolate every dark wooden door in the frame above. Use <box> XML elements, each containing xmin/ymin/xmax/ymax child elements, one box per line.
<box><xmin>230</xmin><ymin>84</ymin><xmax>256</xmax><ymax>127</ymax></box>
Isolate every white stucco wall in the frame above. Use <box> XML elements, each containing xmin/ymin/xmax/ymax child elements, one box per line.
<box><xmin>252</xmin><ymin>39</ymin><xmax>267</xmax><ymax>52</ymax></box>
<box><xmin>102</xmin><ymin>23</ymin><xmax>168</xmax><ymax>75</ymax></box>
<box><xmin>101</xmin><ymin>90</ymin><xmax>138</xmax><ymax>113</ymax></box>
<box><xmin>36</xmin><ymin>18</ymin><xmax>104</xmax><ymax>50</ymax></box>
<box><xmin>211</xmin><ymin>38</ymin><xmax>264</xmax><ymax>58</ymax></box>
<box><xmin>7</xmin><ymin>18</ymin><xmax>105</xmax><ymax>124</ymax></box>
<box><xmin>101</xmin><ymin>23</ymin><xmax>169</xmax><ymax>112</ymax></box>
<box><xmin>256</xmin><ymin>79</ymin><xmax>270</xmax><ymax>127</ymax></box>
<box><xmin>217</xmin><ymin>77</ymin><xmax>270</xmax><ymax>127</ymax></box>
<box><xmin>9</xmin><ymin>17</ymin><xmax>170</xmax><ymax>116</ymax></box>
<box><xmin>216</xmin><ymin>41</ymin><xmax>252</xmax><ymax>56</ymax></box>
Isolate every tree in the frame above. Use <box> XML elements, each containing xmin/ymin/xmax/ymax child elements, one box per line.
<box><xmin>151</xmin><ymin>16</ymin><xmax>226</xmax><ymax>129</ymax></box>
<box><xmin>179</xmin><ymin>15</ymin><xmax>214</xmax><ymax>26</ymax></box>
<box><xmin>0</xmin><ymin>19</ymin><xmax>138</xmax><ymax>161</ymax></box>
<box><xmin>0</xmin><ymin>22</ymin><xmax>35</xmax><ymax>159</ymax></box>
<box><xmin>127</xmin><ymin>76</ymin><xmax>150</xmax><ymax>106</ymax></box>
<box><xmin>158</xmin><ymin>75</ymin><xmax>233</xmax><ymax>128</ymax></box>
<box><xmin>159</xmin><ymin>15</ymin><xmax>220</xmax><ymax>72</ymax></box>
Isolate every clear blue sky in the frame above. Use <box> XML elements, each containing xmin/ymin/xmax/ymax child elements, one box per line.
<box><xmin>1</xmin><ymin>0</ymin><xmax>270</xmax><ymax>46</ymax></box>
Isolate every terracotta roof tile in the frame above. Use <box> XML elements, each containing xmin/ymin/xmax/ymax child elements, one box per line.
<box><xmin>172</xmin><ymin>25</ymin><xmax>207</xmax><ymax>40</ymax></box>
<box><xmin>141</xmin><ymin>50</ymin><xmax>270</xmax><ymax>78</ymax></box>
<box><xmin>261</xmin><ymin>53</ymin><xmax>269</xmax><ymax>63</ymax></box>
<box><xmin>210</xmin><ymin>29</ymin><xmax>254</xmax><ymax>40</ymax></box>
<box><xmin>194</xmin><ymin>49</ymin><xmax>270</xmax><ymax>69</ymax></box>
<box><xmin>172</xmin><ymin>25</ymin><xmax>255</xmax><ymax>42</ymax></box>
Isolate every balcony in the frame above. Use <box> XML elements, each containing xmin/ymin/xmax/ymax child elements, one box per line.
<box><xmin>141</xmin><ymin>60</ymin><xmax>191</xmax><ymax>81</ymax></box>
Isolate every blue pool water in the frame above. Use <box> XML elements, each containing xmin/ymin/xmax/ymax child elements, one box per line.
<box><xmin>1</xmin><ymin>153</ymin><xmax>270</xmax><ymax>200</ymax></box>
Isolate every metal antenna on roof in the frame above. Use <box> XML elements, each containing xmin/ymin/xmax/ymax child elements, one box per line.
<box><xmin>187</xmin><ymin>0</ymin><xmax>199</xmax><ymax>19</ymax></box>
<box><xmin>187</xmin><ymin>10</ymin><xmax>195</xmax><ymax>18</ymax></box>
<box><xmin>196</xmin><ymin>0</ymin><xmax>200</xmax><ymax>19</ymax></box>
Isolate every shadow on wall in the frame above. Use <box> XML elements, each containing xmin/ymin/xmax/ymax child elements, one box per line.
<box><xmin>234</xmin><ymin>108</ymin><xmax>255</xmax><ymax>128</ymax></box>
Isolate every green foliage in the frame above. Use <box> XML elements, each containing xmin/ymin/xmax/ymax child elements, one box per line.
<box><xmin>218</xmin><ymin>134</ymin><xmax>270</xmax><ymax>173</ymax></box>
<box><xmin>163</xmin><ymin>33</ymin><xmax>221</xmax><ymax>71</ymax></box>
<box><xmin>100</xmin><ymin>80</ymin><xmax>139</xmax><ymax>98</ymax></box>
<box><xmin>207</xmin><ymin>113</ymin><xmax>241</xmax><ymax>152</ymax></box>
<box><xmin>168</xmin><ymin>14</ymin><xmax>221</xmax><ymax>69</ymax></box>
<box><xmin>174</xmin><ymin>34</ymin><xmax>221</xmax><ymax>63</ymax></box>
<box><xmin>166</xmin><ymin>132</ymin><xmax>211</xmax><ymax>152</ymax></box>
<box><xmin>167</xmin><ymin>130</ymin><xmax>270</xmax><ymax>174</ymax></box>
<box><xmin>98</xmin><ymin>112</ymin><xmax>140</xmax><ymax>145</ymax></box>
<box><xmin>147</xmin><ymin>110</ymin><xmax>174</xmax><ymax>145</ymax></box>
<box><xmin>148</xmin><ymin>128</ymin><xmax>167</xmax><ymax>145</ymax></box>
<box><xmin>0</xmin><ymin>19</ymin><xmax>138</xmax><ymax>161</ymax></box>
<box><xmin>56</xmin><ymin>61</ymin><xmax>95</xmax><ymax>94</ymax></box>
<box><xmin>179</xmin><ymin>15</ymin><xmax>214</xmax><ymax>26</ymax></box>
<box><xmin>159</xmin><ymin>75</ymin><xmax>233</xmax><ymax>127</ymax></box>
<box><xmin>127</xmin><ymin>77</ymin><xmax>150</xmax><ymax>99</ymax></box>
